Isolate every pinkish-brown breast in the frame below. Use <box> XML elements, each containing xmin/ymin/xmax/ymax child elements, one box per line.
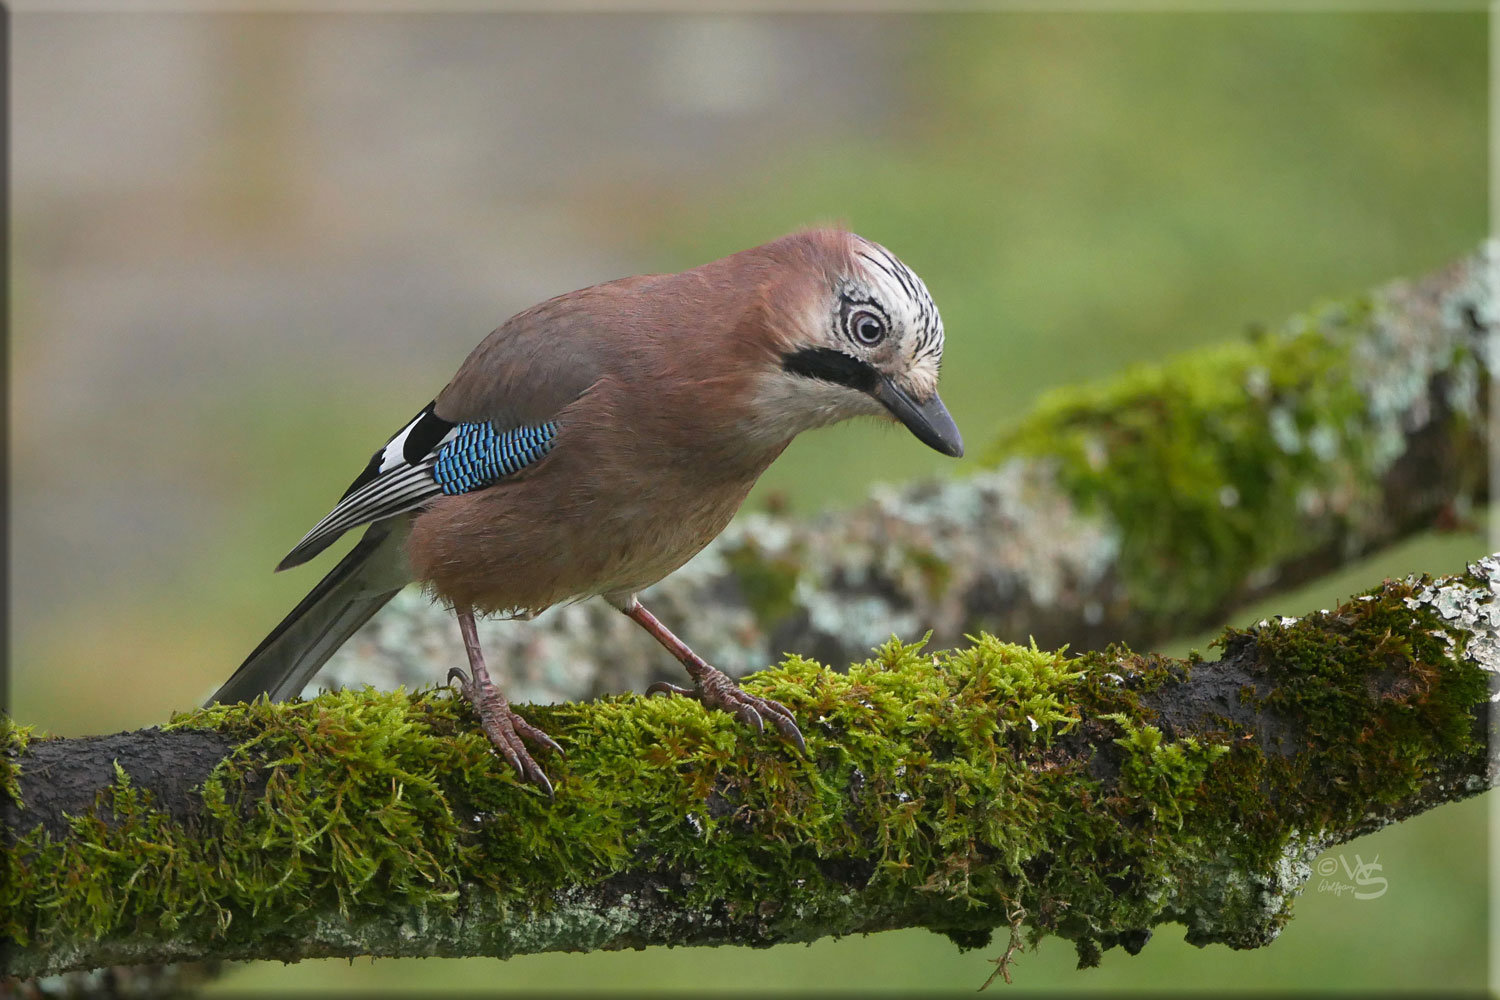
<box><xmin>406</xmin><ymin>373</ymin><xmax>787</xmax><ymax>614</ymax></box>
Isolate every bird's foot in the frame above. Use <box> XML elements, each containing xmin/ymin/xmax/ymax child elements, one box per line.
<box><xmin>647</xmin><ymin>666</ymin><xmax>806</xmax><ymax>755</ymax></box>
<box><xmin>448</xmin><ymin>667</ymin><xmax>563</xmax><ymax>796</ymax></box>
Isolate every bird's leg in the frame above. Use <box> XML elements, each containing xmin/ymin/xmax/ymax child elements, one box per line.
<box><xmin>447</xmin><ymin>605</ymin><xmax>563</xmax><ymax>796</ymax></box>
<box><xmin>622</xmin><ymin>599</ymin><xmax>806</xmax><ymax>754</ymax></box>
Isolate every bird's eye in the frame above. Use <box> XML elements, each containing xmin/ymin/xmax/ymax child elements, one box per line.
<box><xmin>850</xmin><ymin>310</ymin><xmax>887</xmax><ymax>347</ymax></box>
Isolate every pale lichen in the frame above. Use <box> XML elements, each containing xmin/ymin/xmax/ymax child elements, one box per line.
<box><xmin>1403</xmin><ymin>554</ymin><xmax>1500</xmax><ymax>696</ymax></box>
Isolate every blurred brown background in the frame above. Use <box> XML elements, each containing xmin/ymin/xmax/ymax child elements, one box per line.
<box><xmin>9</xmin><ymin>9</ymin><xmax>1489</xmax><ymax>992</ymax></box>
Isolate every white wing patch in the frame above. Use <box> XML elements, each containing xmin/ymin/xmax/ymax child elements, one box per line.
<box><xmin>377</xmin><ymin>410</ymin><xmax>449</xmax><ymax>475</ymax></box>
<box><xmin>276</xmin><ymin>404</ymin><xmax>457</xmax><ymax>570</ymax></box>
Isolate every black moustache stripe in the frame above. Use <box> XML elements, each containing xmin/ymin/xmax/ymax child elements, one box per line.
<box><xmin>782</xmin><ymin>347</ymin><xmax>880</xmax><ymax>393</ymax></box>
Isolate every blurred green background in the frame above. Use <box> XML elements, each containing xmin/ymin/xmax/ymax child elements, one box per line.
<box><xmin>11</xmin><ymin>10</ymin><xmax>1489</xmax><ymax>993</ymax></box>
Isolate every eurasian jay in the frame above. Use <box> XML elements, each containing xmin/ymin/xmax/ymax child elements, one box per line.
<box><xmin>209</xmin><ymin>228</ymin><xmax>963</xmax><ymax>794</ymax></box>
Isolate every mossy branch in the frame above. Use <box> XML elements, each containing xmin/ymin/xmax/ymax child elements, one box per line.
<box><xmin>318</xmin><ymin>246</ymin><xmax>1493</xmax><ymax>707</ymax></box>
<box><xmin>6</xmin><ymin>557</ymin><xmax>1497</xmax><ymax>980</ymax></box>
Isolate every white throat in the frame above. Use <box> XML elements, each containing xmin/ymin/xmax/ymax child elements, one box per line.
<box><xmin>741</xmin><ymin>368</ymin><xmax>885</xmax><ymax>449</ymax></box>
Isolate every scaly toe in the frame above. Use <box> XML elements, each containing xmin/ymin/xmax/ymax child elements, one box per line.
<box><xmin>647</xmin><ymin>667</ymin><xmax>806</xmax><ymax>754</ymax></box>
<box><xmin>481</xmin><ymin>715</ymin><xmax>556</xmax><ymax>798</ymax></box>
<box><xmin>457</xmin><ymin>687</ymin><xmax>560</xmax><ymax>797</ymax></box>
<box><xmin>740</xmin><ymin>691</ymin><xmax>806</xmax><ymax>754</ymax></box>
<box><xmin>511</xmin><ymin>715</ymin><xmax>566</xmax><ymax>758</ymax></box>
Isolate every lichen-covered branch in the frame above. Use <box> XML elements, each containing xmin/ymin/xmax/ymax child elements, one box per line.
<box><xmin>5</xmin><ymin>556</ymin><xmax>1497</xmax><ymax>980</ymax></box>
<box><xmin>319</xmin><ymin>246</ymin><xmax>1494</xmax><ymax>705</ymax></box>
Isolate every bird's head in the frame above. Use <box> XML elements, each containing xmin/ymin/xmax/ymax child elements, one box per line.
<box><xmin>745</xmin><ymin>230</ymin><xmax>963</xmax><ymax>458</ymax></box>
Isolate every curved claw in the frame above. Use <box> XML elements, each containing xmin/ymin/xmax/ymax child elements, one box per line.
<box><xmin>512</xmin><ymin>714</ymin><xmax>566</xmax><ymax>758</ymax></box>
<box><xmin>646</xmin><ymin>681</ymin><xmax>697</xmax><ymax>699</ymax></box>
<box><xmin>734</xmin><ymin>702</ymin><xmax>766</xmax><ymax>734</ymax></box>
<box><xmin>501</xmin><ymin>749</ymin><xmax>553</xmax><ymax>798</ymax></box>
<box><xmin>452</xmin><ymin>679</ymin><xmax>562</xmax><ymax>797</ymax></box>
<box><xmin>737</xmin><ymin>690</ymin><xmax>806</xmax><ymax>754</ymax></box>
<box><xmin>743</xmin><ymin>691</ymin><xmax>806</xmax><ymax>754</ymax></box>
<box><xmin>519</xmin><ymin>759</ymin><xmax>555</xmax><ymax>799</ymax></box>
<box><xmin>488</xmin><ymin>721</ymin><xmax>556</xmax><ymax>799</ymax></box>
<box><xmin>650</xmin><ymin>666</ymin><xmax>807</xmax><ymax>756</ymax></box>
<box><xmin>741</xmin><ymin>692</ymin><xmax>810</xmax><ymax>755</ymax></box>
<box><xmin>764</xmin><ymin>698</ymin><xmax>797</xmax><ymax>725</ymax></box>
<box><xmin>767</xmin><ymin>711</ymin><xmax>808</xmax><ymax>756</ymax></box>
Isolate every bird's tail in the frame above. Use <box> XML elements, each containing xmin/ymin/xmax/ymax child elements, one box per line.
<box><xmin>207</xmin><ymin>520</ymin><xmax>414</xmax><ymax>706</ymax></box>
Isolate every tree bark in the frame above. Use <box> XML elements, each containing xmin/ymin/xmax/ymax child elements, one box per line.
<box><xmin>313</xmin><ymin>246</ymin><xmax>1493</xmax><ymax>707</ymax></box>
<box><xmin>6</xmin><ymin>556</ymin><xmax>1497</xmax><ymax>980</ymax></box>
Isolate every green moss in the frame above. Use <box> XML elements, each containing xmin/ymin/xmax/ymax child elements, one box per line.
<box><xmin>983</xmin><ymin>297</ymin><xmax>1386</xmax><ymax>629</ymax></box>
<box><xmin>1104</xmin><ymin>716</ymin><xmax>1230</xmax><ymax>829</ymax></box>
<box><xmin>2</xmin><ymin>758</ymin><xmax>219</xmax><ymax>948</ymax></box>
<box><xmin>4</xmin><ymin>639</ymin><xmax>1104</xmax><ymax>962</ymax></box>
<box><xmin>1226</xmin><ymin>575</ymin><xmax>1489</xmax><ymax>829</ymax></box>
<box><xmin>1</xmin><ymin>716</ymin><xmax>37</xmax><ymax>808</ymax></box>
<box><xmin>184</xmin><ymin>692</ymin><xmax>477</xmax><ymax>923</ymax></box>
<box><xmin>1114</xmin><ymin>573</ymin><xmax>1490</xmax><ymax>941</ymax></box>
<box><xmin>4</xmin><ymin>588</ymin><xmax>1490</xmax><ymax>971</ymax></box>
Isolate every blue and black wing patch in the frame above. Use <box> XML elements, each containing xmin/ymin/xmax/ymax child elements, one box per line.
<box><xmin>433</xmin><ymin>422</ymin><xmax>558</xmax><ymax>495</ymax></box>
<box><xmin>276</xmin><ymin>402</ymin><xmax>560</xmax><ymax>571</ymax></box>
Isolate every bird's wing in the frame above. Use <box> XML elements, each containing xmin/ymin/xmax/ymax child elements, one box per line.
<box><xmin>431</xmin><ymin>282</ymin><xmax>624</xmax><ymax>427</ymax></box>
<box><xmin>277</xmin><ymin>300</ymin><xmax>611</xmax><ymax>572</ymax></box>
<box><xmin>277</xmin><ymin>403</ymin><xmax>565</xmax><ymax>570</ymax></box>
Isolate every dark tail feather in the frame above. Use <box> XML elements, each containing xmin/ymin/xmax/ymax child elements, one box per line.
<box><xmin>208</xmin><ymin>521</ymin><xmax>413</xmax><ymax>706</ymax></box>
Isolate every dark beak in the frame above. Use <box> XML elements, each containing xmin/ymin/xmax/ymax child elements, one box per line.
<box><xmin>872</xmin><ymin>377</ymin><xmax>964</xmax><ymax>458</ymax></box>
